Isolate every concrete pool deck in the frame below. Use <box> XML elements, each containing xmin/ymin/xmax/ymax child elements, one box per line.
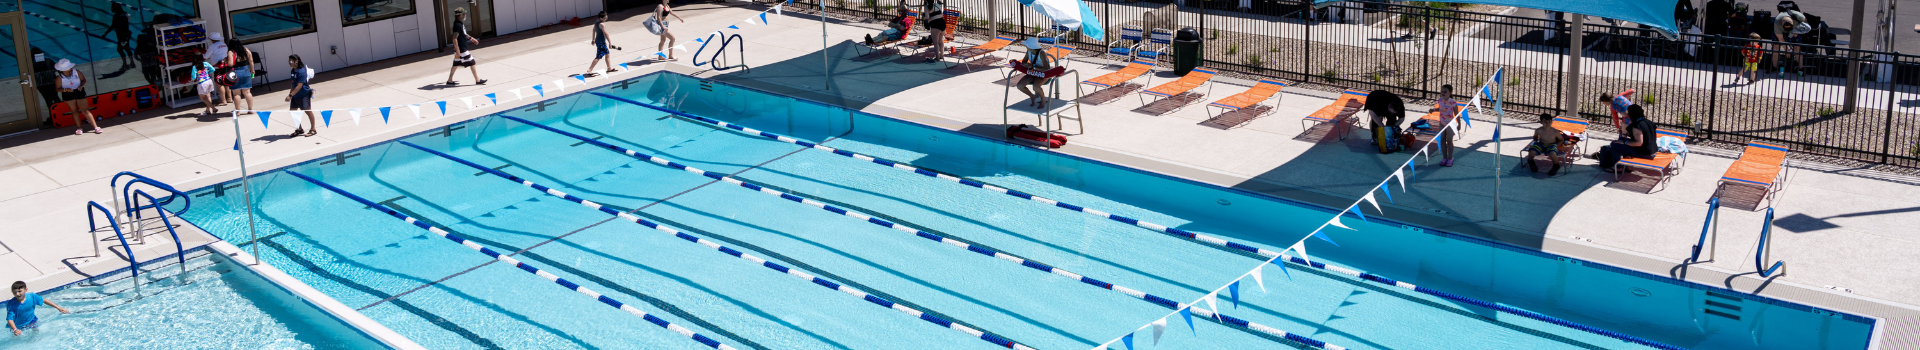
<box><xmin>0</xmin><ymin>3</ymin><xmax>1915</xmax><ymax>347</ymax></box>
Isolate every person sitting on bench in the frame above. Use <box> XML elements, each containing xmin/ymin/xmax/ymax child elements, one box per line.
<box><xmin>866</xmin><ymin>8</ymin><xmax>915</xmax><ymax>45</ymax></box>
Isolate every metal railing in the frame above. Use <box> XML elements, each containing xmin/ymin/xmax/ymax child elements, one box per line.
<box><xmin>84</xmin><ymin>201</ymin><xmax>139</xmax><ymax>278</ymax></box>
<box><xmin>1689</xmin><ymin>197</ymin><xmax>1718</xmax><ymax>263</ymax></box>
<box><xmin>1756</xmin><ymin>207</ymin><xmax>1786</xmax><ymax>277</ymax></box>
<box><xmin>694</xmin><ymin>33</ymin><xmax>751</xmax><ymax>72</ymax></box>
<box><xmin>130</xmin><ymin>189</ymin><xmax>189</xmax><ymax>276</ymax></box>
<box><xmin>801</xmin><ymin>0</ymin><xmax>1920</xmax><ymax>168</ymax></box>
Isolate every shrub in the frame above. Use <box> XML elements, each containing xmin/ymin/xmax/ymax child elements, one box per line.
<box><xmin>1245</xmin><ymin>53</ymin><xmax>1264</xmax><ymax>67</ymax></box>
<box><xmin>1640</xmin><ymin>92</ymin><xmax>1659</xmax><ymax>105</ymax></box>
<box><xmin>1210</xmin><ymin>28</ymin><xmax>1220</xmax><ymax>40</ymax></box>
<box><xmin>1678</xmin><ymin>112</ymin><xmax>1692</xmax><ymax>126</ymax></box>
<box><xmin>1227</xmin><ymin>43</ymin><xmax>1239</xmax><ymax>55</ymax></box>
<box><xmin>1507</xmin><ymin>76</ymin><xmax>1520</xmax><ymax>86</ymax></box>
<box><xmin>1321</xmin><ymin>68</ymin><xmax>1339</xmax><ymax>80</ymax></box>
<box><xmin>1818</xmin><ymin>106</ymin><xmax>1836</xmax><ymax>117</ymax></box>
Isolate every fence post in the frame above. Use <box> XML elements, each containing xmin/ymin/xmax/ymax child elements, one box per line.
<box><xmin>1885</xmin><ymin>55</ymin><xmax>1900</xmax><ymax>164</ymax></box>
<box><xmin>1304</xmin><ymin>1</ymin><xmax>1312</xmax><ymax>83</ymax></box>
<box><xmin>1706</xmin><ymin>37</ymin><xmax>1720</xmax><ymax>140</ymax></box>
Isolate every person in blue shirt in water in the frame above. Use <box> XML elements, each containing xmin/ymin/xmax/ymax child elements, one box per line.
<box><xmin>8</xmin><ymin>281</ymin><xmax>69</xmax><ymax>336</ymax></box>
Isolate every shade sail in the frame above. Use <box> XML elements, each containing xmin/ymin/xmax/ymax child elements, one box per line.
<box><xmin>1314</xmin><ymin>0</ymin><xmax>1681</xmax><ymax>38</ymax></box>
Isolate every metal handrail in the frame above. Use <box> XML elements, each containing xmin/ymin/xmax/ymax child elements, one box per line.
<box><xmin>1689</xmin><ymin>198</ymin><xmax>1719</xmax><ymax>263</ymax></box>
<box><xmin>131</xmin><ymin>190</ymin><xmax>188</xmax><ymax>276</ymax></box>
<box><xmin>1756</xmin><ymin>208</ymin><xmax>1786</xmax><ymax>277</ymax></box>
<box><xmin>85</xmin><ymin>201</ymin><xmax>139</xmax><ymax>278</ymax></box>
<box><xmin>120</xmin><ymin>178</ymin><xmax>191</xmax><ymax>221</ymax></box>
<box><xmin>692</xmin><ymin>33</ymin><xmax>748</xmax><ymax>72</ymax></box>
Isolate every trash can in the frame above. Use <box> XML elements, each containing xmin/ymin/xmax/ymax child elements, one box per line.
<box><xmin>1172</xmin><ymin>27</ymin><xmax>1202</xmax><ymax>75</ymax></box>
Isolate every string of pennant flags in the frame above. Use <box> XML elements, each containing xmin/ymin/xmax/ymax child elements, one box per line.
<box><xmin>235</xmin><ymin>0</ymin><xmax>797</xmax><ymax>133</ymax></box>
<box><xmin>1089</xmin><ymin>68</ymin><xmax>1508</xmax><ymax>350</ymax></box>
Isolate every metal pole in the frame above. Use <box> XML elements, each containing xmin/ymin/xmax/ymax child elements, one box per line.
<box><xmin>990</xmin><ymin>0</ymin><xmax>996</xmax><ymax>39</ymax></box>
<box><xmin>1563</xmin><ymin>16</ymin><xmax>1584</xmax><ymax>115</ymax></box>
<box><xmin>1845</xmin><ymin>0</ymin><xmax>1868</xmax><ymax>114</ymax></box>
<box><xmin>231</xmin><ymin>112</ymin><xmax>260</xmax><ymax>264</ymax></box>
<box><xmin>1494</xmin><ymin>68</ymin><xmax>1503</xmax><ymax>221</ymax></box>
<box><xmin>821</xmin><ymin>0</ymin><xmax>831</xmax><ymax>91</ymax></box>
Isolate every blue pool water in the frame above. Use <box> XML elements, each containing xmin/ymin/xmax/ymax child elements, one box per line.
<box><xmin>175</xmin><ymin>72</ymin><xmax>1874</xmax><ymax>350</ymax></box>
<box><xmin>0</xmin><ymin>247</ymin><xmax>385</xmax><ymax>349</ymax></box>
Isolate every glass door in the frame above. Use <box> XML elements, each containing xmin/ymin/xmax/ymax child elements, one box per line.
<box><xmin>0</xmin><ymin>12</ymin><xmax>41</xmax><ymax>135</ymax></box>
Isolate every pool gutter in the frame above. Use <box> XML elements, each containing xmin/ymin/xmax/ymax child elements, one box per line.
<box><xmin>207</xmin><ymin>241</ymin><xmax>428</xmax><ymax>350</ymax></box>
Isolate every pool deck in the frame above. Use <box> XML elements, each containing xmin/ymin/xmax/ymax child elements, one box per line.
<box><xmin>1</xmin><ymin>3</ymin><xmax>1918</xmax><ymax>348</ymax></box>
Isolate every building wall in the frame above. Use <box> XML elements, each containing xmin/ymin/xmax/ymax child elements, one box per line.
<box><xmin>208</xmin><ymin>0</ymin><xmax>601</xmax><ymax>84</ymax></box>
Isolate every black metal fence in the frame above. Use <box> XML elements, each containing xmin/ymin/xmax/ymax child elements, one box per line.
<box><xmin>799</xmin><ymin>0</ymin><xmax>1920</xmax><ymax>167</ymax></box>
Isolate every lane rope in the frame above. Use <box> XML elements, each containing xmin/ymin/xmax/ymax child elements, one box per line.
<box><xmin>589</xmin><ymin>93</ymin><xmax>1687</xmax><ymax>350</ymax></box>
<box><xmin>396</xmin><ymin>141</ymin><xmax>1036</xmax><ymax>350</ymax></box>
<box><xmin>486</xmin><ymin>117</ymin><xmax>1347</xmax><ymax>349</ymax></box>
<box><xmin>283</xmin><ymin>171</ymin><xmax>740</xmax><ymax>350</ymax></box>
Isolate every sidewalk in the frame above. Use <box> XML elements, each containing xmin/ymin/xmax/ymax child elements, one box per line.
<box><xmin>1</xmin><ymin>2</ymin><xmax>1917</xmax><ymax>347</ymax></box>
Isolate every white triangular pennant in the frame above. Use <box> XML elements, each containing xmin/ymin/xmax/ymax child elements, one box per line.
<box><xmin>1251</xmin><ymin>265</ymin><xmax>1267</xmax><ymax>292</ymax></box>
<box><xmin>1201</xmin><ymin>293</ymin><xmax>1219</xmax><ymax>319</ymax></box>
<box><xmin>349</xmin><ymin>108</ymin><xmax>362</xmax><ymax>126</ymax></box>
<box><xmin>459</xmin><ymin>96</ymin><xmax>476</xmax><ymax>111</ymax></box>
<box><xmin>1328</xmin><ymin>216</ymin><xmax>1352</xmax><ymax>230</ymax></box>
<box><xmin>1360</xmin><ymin>192</ymin><xmax>1381</xmax><ymax>214</ymax></box>
<box><xmin>1391</xmin><ymin>169</ymin><xmax>1406</xmax><ymax>189</ymax></box>
<box><xmin>509</xmin><ymin>88</ymin><xmax>524</xmax><ymax>101</ymax></box>
<box><xmin>288</xmin><ymin>111</ymin><xmax>302</xmax><ymax>128</ymax></box>
<box><xmin>1149</xmin><ymin>318</ymin><xmax>1167</xmax><ymax>345</ymax></box>
<box><xmin>773</xmin><ymin>4</ymin><xmax>782</xmax><ymax>15</ymax></box>
<box><xmin>672</xmin><ymin>44</ymin><xmax>688</xmax><ymax>52</ymax></box>
<box><xmin>407</xmin><ymin>104</ymin><xmax>422</xmax><ymax>119</ymax></box>
<box><xmin>552</xmin><ymin>79</ymin><xmax>566</xmax><ymax>93</ymax></box>
<box><xmin>1290</xmin><ymin>241</ymin><xmax>1311</xmax><ymax>267</ymax></box>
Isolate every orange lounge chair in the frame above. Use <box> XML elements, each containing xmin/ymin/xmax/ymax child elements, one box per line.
<box><xmin>1079</xmin><ymin>60</ymin><xmax>1156</xmax><ymax>104</ymax></box>
<box><xmin>1300</xmin><ymin>89</ymin><xmax>1368</xmax><ymax>140</ymax></box>
<box><xmin>1717</xmin><ymin>141</ymin><xmax>1790</xmax><ymax>209</ymax></box>
<box><xmin>1409</xmin><ymin>101</ymin><xmax>1471</xmax><ymax>155</ymax></box>
<box><xmin>902</xmin><ymin>9</ymin><xmax>961</xmax><ymax>56</ymax></box>
<box><xmin>1615</xmin><ymin>128</ymin><xmax>1691</xmax><ymax>192</ymax></box>
<box><xmin>1550</xmin><ymin>116</ymin><xmax>1592</xmax><ymax>158</ymax></box>
<box><xmin>947</xmin><ymin>36</ymin><xmax>1017</xmax><ymax>71</ymax></box>
<box><xmin>1136</xmin><ymin>68</ymin><xmax>1215</xmax><ymax>115</ymax></box>
<box><xmin>1203</xmin><ymin>79</ymin><xmax>1289</xmax><ymax>128</ymax></box>
<box><xmin>854</xmin><ymin>10</ymin><xmax>919</xmax><ymax>58</ymax></box>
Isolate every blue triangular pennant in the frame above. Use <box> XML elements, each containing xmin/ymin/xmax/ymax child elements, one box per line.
<box><xmin>435</xmin><ymin>101</ymin><xmax>448</xmax><ymax>115</ymax></box>
<box><xmin>232</xmin><ymin>139</ymin><xmax>239</xmax><ymax>151</ymax></box>
<box><xmin>1350</xmin><ymin>205</ymin><xmax>1368</xmax><ymax>222</ymax></box>
<box><xmin>1461</xmin><ymin>109</ymin><xmax>1473</xmax><ymax>128</ymax></box>
<box><xmin>727</xmin><ymin>25</ymin><xmax>739</xmax><ymax>29</ymax></box>
<box><xmin>485</xmin><ymin>93</ymin><xmax>498</xmax><ymax>105</ymax></box>
<box><xmin>532</xmin><ymin>84</ymin><xmax>545</xmax><ymax>97</ymax></box>
<box><xmin>1229</xmin><ymin>281</ymin><xmax>1241</xmax><ymax>309</ymax></box>
<box><xmin>1407</xmin><ymin>160</ymin><xmax>1417</xmax><ymax>181</ymax></box>
<box><xmin>1311</xmin><ymin>228</ymin><xmax>1339</xmax><ymax>246</ymax></box>
<box><xmin>320</xmin><ymin>110</ymin><xmax>333</xmax><ymax>127</ymax></box>
<box><xmin>1179</xmin><ymin>307</ymin><xmax>1195</xmax><ymax>334</ymax></box>
<box><xmin>1491</xmin><ymin>126</ymin><xmax>1501</xmax><ymax>139</ymax></box>
<box><xmin>575</xmin><ymin>75</ymin><xmax>588</xmax><ymax>83</ymax></box>
<box><xmin>760</xmin><ymin>13</ymin><xmax>768</xmax><ymax>24</ymax></box>
<box><xmin>1379</xmin><ymin>183</ymin><xmax>1394</xmax><ymax>203</ymax></box>
<box><xmin>379</xmin><ymin>107</ymin><xmax>392</xmax><ymax>123</ymax></box>
<box><xmin>1122</xmin><ymin>333</ymin><xmax>1134</xmax><ymax>350</ymax></box>
<box><xmin>619</xmin><ymin>63</ymin><xmax>630</xmax><ymax>71</ymax></box>
<box><xmin>257</xmin><ymin>111</ymin><xmax>272</xmax><ymax>128</ymax></box>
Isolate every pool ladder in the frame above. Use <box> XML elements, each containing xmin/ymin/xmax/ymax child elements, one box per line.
<box><xmin>692</xmin><ymin>33</ymin><xmax>749</xmax><ymax>72</ymax></box>
<box><xmin>1687</xmin><ymin>198</ymin><xmax>1784</xmax><ymax>277</ymax></box>
<box><xmin>84</xmin><ymin>172</ymin><xmax>192</xmax><ymax>279</ymax></box>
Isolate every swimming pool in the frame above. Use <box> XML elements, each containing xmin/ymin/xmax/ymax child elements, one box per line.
<box><xmin>175</xmin><ymin>71</ymin><xmax>1875</xmax><ymax>350</ymax></box>
<box><xmin>0</xmin><ymin>244</ymin><xmax>389</xmax><ymax>349</ymax></box>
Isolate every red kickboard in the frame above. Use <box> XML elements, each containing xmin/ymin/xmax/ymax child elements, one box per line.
<box><xmin>50</xmin><ymin>85</ymin><xmax>162</xmax><ymax>127</ymax></box>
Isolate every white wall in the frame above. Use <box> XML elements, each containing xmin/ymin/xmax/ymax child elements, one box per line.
<box><xmin>491</xmin><ymin>0</ymin><xmax>601</xmax><ymax>34</ymax></box>
<box><xmin>194</xmin><ymin>0</ymin><xmax>599</xmax><ymax>84</ymax></box>
<box><xmin>203</xmin><ymin>0</ymin><xmax>440</xmax><ymax>83</ymax></box>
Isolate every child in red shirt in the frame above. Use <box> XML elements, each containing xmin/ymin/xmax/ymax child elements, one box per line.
<box><xmin>1741</xmin><ymin>33</ymin><xmax>1763</xmax><ymax>84</ymax></box>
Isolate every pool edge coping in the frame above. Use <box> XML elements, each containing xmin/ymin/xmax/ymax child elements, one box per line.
<box><xmin>206</xmin><ymin>241</ymin><xmax>428</xmax><ymax>350</ymax></box>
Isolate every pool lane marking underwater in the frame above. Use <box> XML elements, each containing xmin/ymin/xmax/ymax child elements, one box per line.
<box><xmin>283</xmin><ymin>171</ymin><xmax>742</xmax><ymax>350</ymax></box>
<box><xmin>395</xmin><ymin>140</ymin><xmax>1040</xmax><ymax>350</ymax></box>
<box><xmin>590</xmin><ymin>93</ymin><xmax>1692</xmax><ymax>350</ymax></box>
<box><xmin>484</xmin><ymin>117</ymin><xmax>1353</xmax><ymax>349</ymax></box>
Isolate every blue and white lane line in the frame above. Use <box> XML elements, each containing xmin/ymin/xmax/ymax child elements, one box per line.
<box><xmin>283</xmin><ymin>171</ymin><xmax>740</xmax><ymax>350</ymax></box>
<box><xmin>586</xmin><ymin>93</ymin><xmax>1288</xmax><ymax>259</ymax></box>
<box><xmin>394</xmin><ymin>142</ymin><xmax>1037</xmax><ymax>350</ymax></box>
<box><xmin>487</xmin><ymin>117</ymin><xmax>1351</xmax><ymax>349</ymax></box>
<box><xmin>590</xmin><ymin>94</ymin><xmax>1687</xmax><ymax>350</ymax></box>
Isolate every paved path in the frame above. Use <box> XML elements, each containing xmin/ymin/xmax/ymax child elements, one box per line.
<box><xmin>0</xmin><ymin>2</ymin><xmax>1916</xmax><ymax>347</ymax></box>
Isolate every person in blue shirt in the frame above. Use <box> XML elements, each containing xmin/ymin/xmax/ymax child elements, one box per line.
<box><xmin>8</xmin><ymin>281</ymin><xmax>69</xmax><ymax>336</ymax></box>
<box><xmin>285</xmin><ymin>54</ymin><xmax>319</xmax><ymax>138</ymax></box>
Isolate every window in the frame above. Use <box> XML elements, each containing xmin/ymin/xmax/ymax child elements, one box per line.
<box><xmin>20</xmin><ymin>0</ymin><xmax>199</xmax><ymax>100</ymax></box>
<box><xmin>341</xmin><ymin>0</ymin><xmax>415</xmax><ymax>26</ymax></box>
<box><xmin>230</xmin><ymin>1</ymin><xmax>316</xmax><ymax>43</ymax></box>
